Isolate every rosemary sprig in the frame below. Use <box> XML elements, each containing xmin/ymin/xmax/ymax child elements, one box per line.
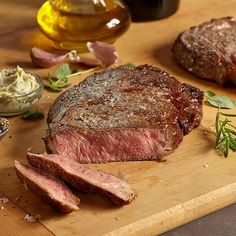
<box><xmin>215</xmin><ymin>111</ymin><xmax>236</xmax><ymax>157</ymax></box>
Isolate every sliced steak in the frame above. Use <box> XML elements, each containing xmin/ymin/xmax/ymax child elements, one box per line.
<box><xmin>173</xmin><ymin>16</ymin><xmax>236</xmax><ymax>85</ymax></box>
<box><xmin>14</xmin><ymin>160</ymin><xmax>80</xmax><ymax>213</ymax></box>
<box><xmin>27</xmin><ymin>153</ymin><xmax>136</xmax><ymax>205</ymax></box>
<box><xmin>46</xmin><ymin>64</ymin><xmax>203</xmax><ymax>163</ymax></box>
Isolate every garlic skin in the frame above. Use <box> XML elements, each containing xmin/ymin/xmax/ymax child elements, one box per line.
<box><xmin>30</xmin><ymin>47</ymin><xmax>67</xmax><ymax>68</ymax></box>
<box><xmin>87</xmin><ymin>41</ymin><xmax>119</xmax><ymax>67</ymax></box>
<box><xmin>68</xmin><ymin>50</ymin><xmax>100</xmax><ymax>67</ymax></box>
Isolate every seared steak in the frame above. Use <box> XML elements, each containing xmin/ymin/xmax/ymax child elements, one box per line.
<box><xmin>173</xmin><ymin>17</ymin><xmax>236</xmax><ymax>85</ymax></box>
<box><xmin>46</xmin><ymin>65</ymin><xmax>203</xmax><ymax>163</ymax></box>
<box><xmin>14</xmin><ymin>160</ymin><xmax>80</xmax><ymax>213</ymax></box>
<box><xmin>27</xmin><ymin>153</ymin><xmax>136</xmax><ymax>205</ymax></box>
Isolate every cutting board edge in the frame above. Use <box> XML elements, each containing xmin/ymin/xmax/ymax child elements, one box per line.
<box><xmin>104</xmin><ymin>181</ymin><xmax>236</xmax><ymax>236</ymax></box>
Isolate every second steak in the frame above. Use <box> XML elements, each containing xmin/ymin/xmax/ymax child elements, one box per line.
<box><xmin>173</xmin><ymin>17</ymin><xmax>236</xmax><ymax>85</ymax></box>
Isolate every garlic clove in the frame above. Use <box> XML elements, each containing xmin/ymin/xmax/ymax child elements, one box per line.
<box><xmin>87</xmin><ymin>41</ymin><xmax>118</xmax><ymax>67</ymax></box>
<box><xmin>30</xmin><ymin>47</ymin><xmax>67</xmax><ymax>68</ymax></box>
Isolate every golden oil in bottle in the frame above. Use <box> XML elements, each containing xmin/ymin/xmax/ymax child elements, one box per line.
<box><xmin>37</xmin><ymin>0</ymin><xmax>131</xmax><ymax>51</ymax></box>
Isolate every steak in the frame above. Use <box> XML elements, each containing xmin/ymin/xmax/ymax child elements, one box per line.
<box><xmin>173</xmin><ymin>16</ymin><xmax>236</xmax><ymax>85</ymax></box>
<box><xmin>14</xmin><ymin>160</ymin><xmax>80</xmax><ymax>213</ymax></box>
<box><xmin>27</xmin><ymin>153</ymin><xmax>136</xmax><ymax>205</ymax></box>
<box><xmin>46</xmin><ymin>64</ymin><xmax>203</xmax><ymax>163</ymax></box>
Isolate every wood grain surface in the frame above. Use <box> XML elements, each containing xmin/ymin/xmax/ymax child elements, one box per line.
<box><xmin>1</xmin><ymin>0</ymin><xmax>236</xmax><ymax>235</ymax></box>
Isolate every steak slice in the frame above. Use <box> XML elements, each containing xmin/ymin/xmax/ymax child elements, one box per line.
<box><xmin>173</xmin><ymin>16</ymin><xmax>236</xmax><ymax>85</ymax></box>
<box><xmin>14</xmin><ymin>160</ymin><xmax>80</xmax><ymax>213</ymax></box>
<box><xmin>27</xmin><ymin>153</ymin><xmax>136</xmax><ymax>205</ymax></box>
<box><xmin>46</xmin><ymin>64</ymin><xmax>203</xmax><ymax>163</ymax></box>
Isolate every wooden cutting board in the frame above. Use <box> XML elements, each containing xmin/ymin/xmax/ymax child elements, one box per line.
<box><xmin>1</xmin><ymin>0</ymin><xmax>236</xmax><ymax>235</ymax></box>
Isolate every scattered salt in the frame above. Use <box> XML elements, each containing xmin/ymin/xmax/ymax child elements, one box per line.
<box><xmin>24</xmin><ymin>214</ymin><xmax>36</xmax><ymax>223</ymax></box>
<box><xmin>24</xmin><ymin>214</ymin><xmax>40</xmax><ymax>223</ymax></box>
<box><xmin>23</xmin><ymin>183</ymin><xmax>29</xmax><ymax>190</ymax></box>
<box><xmin>1</xmin><ymin>197</ymin><xmax>9</xmax><ymax>204</ymax></box>
<box><xmin>203</xmin><ymin>164</ymin><xmax>209</xmax><ymax>168</ymax></box>
<box><xmin>16</xmin><ymin>195</ymin><xmax>23</xmax><ymax>202</ymax></box>
<box><xmin>1</xmin><ymin>206</ymin><xmax>4</xmax><ymax>210</ymax></box>
<box><xmin>27</xmin><ymin>147</ymin><xmax>32</xmax><ymax>152</ymax></box>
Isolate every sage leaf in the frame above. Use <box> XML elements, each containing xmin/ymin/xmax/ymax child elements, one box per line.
<box><xmin>56</xmin><ymin>63</ymin><xmax>71</xmax><ymax>79</ymax></box>
<box><xmin>204</xmin><ymin>90</ymin><xmax>216</xmax><ymax>98</ymax></box>
<box><xmin>208</xmin><ymin>95</ymin><xmax>236</xmax><ymax>109</ymax></box>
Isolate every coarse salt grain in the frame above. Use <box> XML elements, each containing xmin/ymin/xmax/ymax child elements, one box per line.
<box><xmin>23</xmin><ymin>183</ymin><xmax>29</xmax><ymax>190</ymax></box>
<box><xmin>24</xmin><ymin>214</ymin><xmax>40</xmax><ymax>223</ymax></box>
<box><xmin>24</xmin><ymin>214</ymin><xmax>36</xmax><ymax>223</ymax></box>
<box><xmin>1</xmin><ymin>197</ymin><xmax>9</xmax><ymax>204</ymax></box>
<box><xmin>203</xmin><ymin>164</ymin><xmax>209</xmax><ymax>168</ymax></box>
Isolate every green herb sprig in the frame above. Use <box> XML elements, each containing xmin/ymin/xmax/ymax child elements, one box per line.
<box><xmin>205</xmin><ymin>90</ymin><xmax>236</xmax><ymax>109</ymax></box>
<box><xmin>21</xmin><ymin>108</ymin><xmax>44</xmax><ymax>120</ymax></box>
<box><xmin>46</xmin><ymin>63</ymin><xmax>98</xmax><ymax>92</ymax></box>
<box><xmin>47</xmin><ymin>63</ymin><xmax>71</xmax><ymax>91</ymax></box>
<box><xmin>204</xmin><ymin>90</ymin><xmax>236</xmax><ymax>157</ymax></box>
<box><xmin>215</xmin><ymin>111</ymin><xmax>236</xmax><ymax>157</ymax></box>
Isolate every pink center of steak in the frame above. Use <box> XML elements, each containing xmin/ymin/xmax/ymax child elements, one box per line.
<box><xmin>14</xmin><ymin>160</ymin><xmax>79</xmax><ymax>210</ymax></box>
<box><xmin>47</xmin><ymin>127</ymin><xmax>182</xmax><ymax>163</ymax></box>
<box><xmin>27</xmin><ymin>153</ymin><xmax>136</xmax><ymax>204</ymax></box>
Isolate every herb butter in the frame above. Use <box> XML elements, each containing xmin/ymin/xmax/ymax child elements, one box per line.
<box><xmin>0</xmin><ymin>66</ymin><xmax>43</xmax><ymax>116</ymax></box>
<box><xmin>0</xmin><ymin>66</ymin><xmax>39</xmax><ymax>98</ymax></box>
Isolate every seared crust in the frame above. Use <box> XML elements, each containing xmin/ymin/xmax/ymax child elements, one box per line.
<box><xmin>173</xmin><ymin>17</ymin><xmax>236</xmax><ymax>85</ymax></box>
<box><xmin>48</xmin><ymin>65</ymin><xmax>203</xmax><ymax>134</ymax></box>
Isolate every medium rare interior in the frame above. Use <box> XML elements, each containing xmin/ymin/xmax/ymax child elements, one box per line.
<box><xmin>27</xmin><ymin>153</ymin><xmax>136</xmax><ymax>205</ymax></box>
<box><xmin>46</xmin><ymin>126</ymin><xmax>183</xmax><ymax>163</ymax></box>
<box><xmin>14</xmin><ymin>160</ymin><xmax>79</xmax><ymax>213</ymax></box>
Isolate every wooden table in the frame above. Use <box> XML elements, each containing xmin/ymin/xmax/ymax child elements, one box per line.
<box><xmin>1</xmin><ymin>0</ymin><xmax>236</xmax><ymax>235</ymax></box>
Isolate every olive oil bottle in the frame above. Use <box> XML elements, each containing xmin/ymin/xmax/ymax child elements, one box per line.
<box><xmin>37</xmin><ymin>0</ymin><xmax>131</xmax><ymax>51</ymax></box>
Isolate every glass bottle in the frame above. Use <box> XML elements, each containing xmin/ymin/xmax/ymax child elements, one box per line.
<box><xmin>37</xmin><ymin>0</ymin><xmax>131</xmax><ymax>51</ymax></box>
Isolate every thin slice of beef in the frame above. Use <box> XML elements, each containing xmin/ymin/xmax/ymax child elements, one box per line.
<box><xmin>173</xmin><ymin>16</ymin><xmax>236</xmax><ymax>85</ymax></box>
<box><xmin>27</xmin><ymin>153</ymin><xmax>136</xmax><ymax>205</ymax></box>
<box><xmin>14</xmin><ymin>160</ymin><xmax>80</xmax><ymax>213</ymax></box>
<box><xmin>45</xmin><ymin>64</ymin><xmax>203</xmax><ymax>163</ymax></box>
